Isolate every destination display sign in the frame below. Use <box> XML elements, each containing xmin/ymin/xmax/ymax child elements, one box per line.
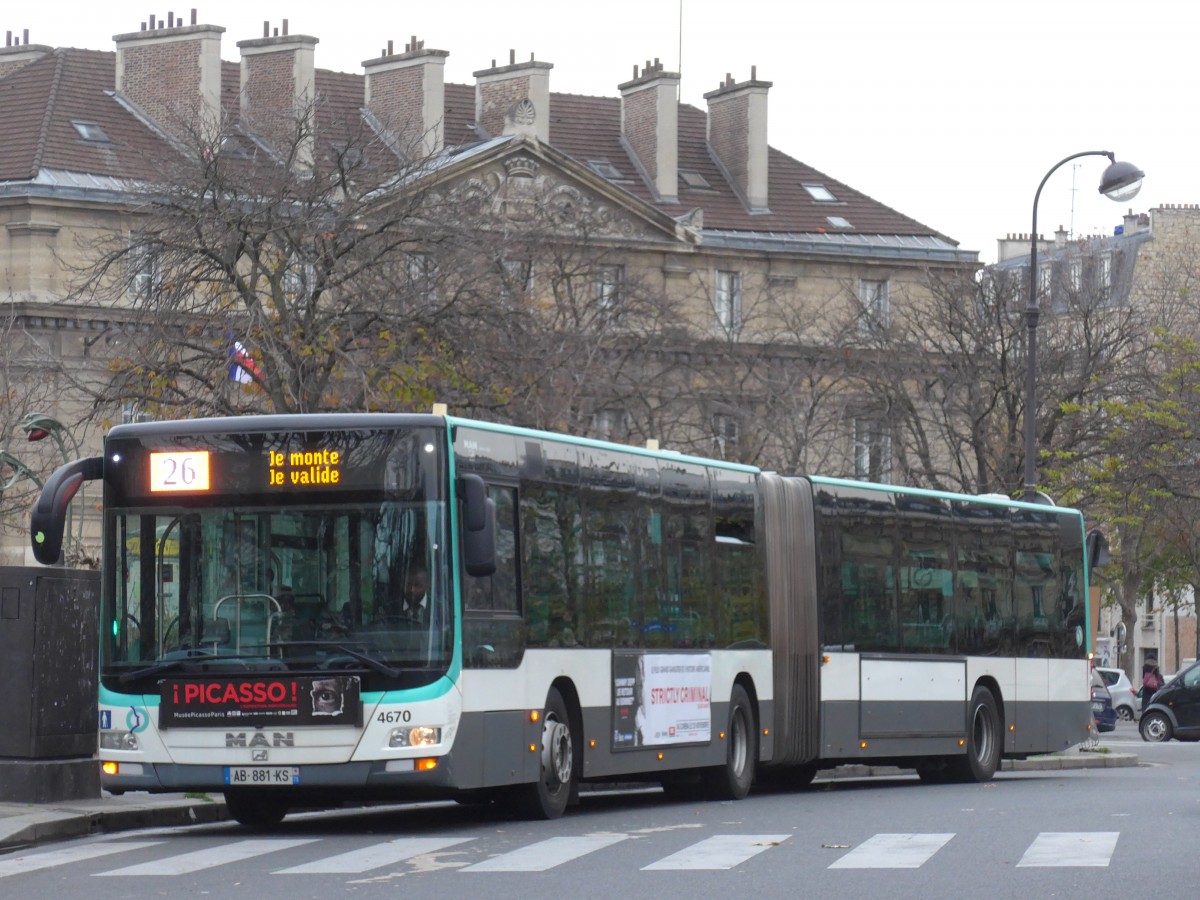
<box><xmin>111</xmin><ymin>426</ymin><xmax>442</xmax><ymax>503</ymax></box>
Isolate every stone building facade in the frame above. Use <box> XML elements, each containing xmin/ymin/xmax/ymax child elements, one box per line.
<box><xmin>0</xmin><ymin>17</ymin><xmax>978</xmax><ymax>563</ymax></box>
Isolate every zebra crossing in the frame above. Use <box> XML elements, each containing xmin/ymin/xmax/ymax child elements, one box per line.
<box><xmin>0</xmin><ymin>830</ymin><xmax>1121</xmax><ymax>878</ymax></box>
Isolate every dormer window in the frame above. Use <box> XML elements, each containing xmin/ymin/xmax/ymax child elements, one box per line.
<box><xmin>803</xmin><ymin>183</ymin><xmax>837</xmax><ymax>202</ymax></box>
<box><xmin>71</xmin><ymin>121</ymin><xmax>110</xmax><ymax>143</ymax></box>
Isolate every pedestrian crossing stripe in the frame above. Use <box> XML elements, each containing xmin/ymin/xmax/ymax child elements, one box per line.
<box><xmin>828</xmin><ymin>833</ymin><xmax>955</xmax><ymax>869</ymax></box>
<box><xmin>1016</xmin><ymin>832</ymin><xmax>1120</xmax><ymax>868</ymax></box>
<box><xmin>642</xmin><ymin>834</ymin><xmax>791</xmax><ymax>870</ymax></box>
<box><xmin>0</xmin><ymin>842</ymin><xmax>162</xmax><ymax>878</ymax></box>
<box><xmin>0</xmin><ymin>831</ymin><xmax>1126</xmax><ymax>877</ymax></box>
<box><xmin>274</xmin><ymin>837</ymin><xmax>475</xmax><ymax>874</ymax></box>
<box><xmin>95</xmin><ymin>839</ymin><xmax>320</xmax><ymax>876</ymax></box>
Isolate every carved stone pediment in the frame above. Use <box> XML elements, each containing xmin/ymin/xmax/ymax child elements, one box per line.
<box><xmin>435</xmin><ymin>151</ymin><xmax>683</xmax><ymax>244</ymax></box>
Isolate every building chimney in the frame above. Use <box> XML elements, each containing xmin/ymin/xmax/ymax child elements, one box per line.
<box><xmin>236</xmin><ymin>23</ymin><xmax>318</xmax><ymax>166</ymax></box>
<box><xmin>1054</xmin><ymin>226</ymin><xmax>1068</xmax><ymax>248</ymax></box>
<box><xmin>619</xmin><ymin>59</ymin><xmax>680</xmax><ymax>203</ymax></box>
<box><xmin>0</xmin><ymin>31</ymin><xmax>52</xmax><ymax>79</ymax></box>
<box><xmin>363</xmin><ymin>36</ymin><xmax>449</xmax><ymax>158</ymax></box>
<box><xmin>704</xmin><ymin>68</ymin><xmax>772</xmax><ymax>212</ymax></box>
<box><xmin>473</xmin><ymin>50</ymin><xmax>552</xmax><ymax>142</ymax></box>
<box><xmin>114</xmin><ymin>12</ymin><xmax>225</xmax><ymax>143</ymax></box>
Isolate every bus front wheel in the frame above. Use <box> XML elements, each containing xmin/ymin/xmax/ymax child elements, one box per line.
<box><xmin>515</xmin><ymin>687</ymin><xmax>576</xmax><ymax>819</ymax></box>
<box><xmin>702</xmin><ymin>683</ymin><xmax>756</xmax><ymax>800</ymax></box>
<box><xmin>224</xmin><ymin>790</ymin><xmax>289</xmax><ymax>828</ymax></box>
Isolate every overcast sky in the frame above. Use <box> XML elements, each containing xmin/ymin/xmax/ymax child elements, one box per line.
<box><xmin>11</xmin><ymin>0</ymin><xmax>1188</xmax><ymax>262</ymax></box>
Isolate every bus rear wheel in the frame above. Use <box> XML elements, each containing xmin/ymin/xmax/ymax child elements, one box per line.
<box><xmin>224</xmin><ymin>790</ymin><xmax>289</xmax><ymax>828</ymax></box>
<box><xmin>515</xmin><ymin>687</ymin><xmax>576</xmax><ymax>819</ymax></box>
<box><xmin>701</xmin><ymin>684</ymin><xmax>756</xmax><ymax>800</ymax></box>
<box><xmin>948</xmin><ymin>685</ymin><xmax>1001</xmax><ymax>783</ymax></box>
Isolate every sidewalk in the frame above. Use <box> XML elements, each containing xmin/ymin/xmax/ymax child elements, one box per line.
<box><xmin>0</xmin><ymin>747</ymin><xmax>1139</xmax><ymax>853</ymax></box>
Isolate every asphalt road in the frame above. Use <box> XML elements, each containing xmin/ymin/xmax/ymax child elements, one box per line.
<box><xmin>2</xmin><ymin>721</ymin><xmax>1193</xmax><ymax>899</ymax></box>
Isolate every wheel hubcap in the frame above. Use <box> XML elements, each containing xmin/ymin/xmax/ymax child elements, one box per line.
<box><xmin>729</xmin><ymin>707</ymin><xmax>748</xmax><ymax>775</ymax></box>
<box><xmin>541</xmin><ymin>715</ymin><xmax>572</xmax><ymax>786</ymax></box>
<box><xmin>1145</xmin><ymin>716</ymin><xmax>1167</xmax><ymax>741</ymax></box>
<box><xmin>971</xmin><ymin>704</ymin><xmax>994</xmax><ymax>762</ymax></box>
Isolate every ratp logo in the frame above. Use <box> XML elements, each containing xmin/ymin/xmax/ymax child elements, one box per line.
<box><xmin>126</xmin><ymin>707</ymin><xmax>149</xmax><ymax>733</ymax></box>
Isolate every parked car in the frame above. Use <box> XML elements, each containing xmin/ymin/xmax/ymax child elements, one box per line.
<box><xmin>1096</xmin><ymin>666</ymin><xmax>1138</xmax><ymax>721</ymax></box>
<box><xmin>1140</xmin><ymin>659</ymin><xmax>1200</xmax><ymax>742</ymax></box>
<box><xmin>1091</xmin><ymin>667</ymin><xmax>1117</xmax><ymax>733</ymax></box>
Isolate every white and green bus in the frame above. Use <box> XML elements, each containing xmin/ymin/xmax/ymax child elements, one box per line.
<box><xmin>30</xmin><ymin>413</ymin><xmax>1104</xmax><ymax>825</ymax></box>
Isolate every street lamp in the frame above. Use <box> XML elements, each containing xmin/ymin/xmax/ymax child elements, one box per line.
<box><xmin>0</xmin><ymin>450</ymin><xmax>43</xmax><ymax>492</ymax></box>
<box><xmin>1023</xmin><ymin>151</ymin><xmax>1145</xmax><ymax>500</ymax></box>
<box><xmin>21</xmin><ymin>413</ymin><xmax>83</xmax><ymax>551</ymax></box>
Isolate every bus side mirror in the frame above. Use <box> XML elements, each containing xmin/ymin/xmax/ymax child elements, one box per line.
<box><xmin>457</xmin><ymin>474</ymin><xmax>496</xmax><ymax>577</ymax></box>
<box><xmin>30</xmin><ymin>456</ymin><xmax>103</xmax><ymax>565</ymax></box>
<box><xmin>1086</xmin><ymin>529</ymin><xmax>1109</xmax><ymax>572</ymax></box>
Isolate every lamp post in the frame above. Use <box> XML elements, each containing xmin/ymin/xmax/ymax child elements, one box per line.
<box><xmin>21</xmin><ymin>412</ymin><xmax>83</xmax><ymax>551</ymax></box>
<box><xmin>0</xmin><ymin>450</ymin><xmax>43</xmax><ymax>492</ymax></box>
<box><xmin>1023</xmin><ymin>152</ymin><xmax>1144</xmax><ymax>501</ymax></box>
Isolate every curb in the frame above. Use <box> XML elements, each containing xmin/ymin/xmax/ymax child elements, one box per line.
<box><xmin>0</xmin><ymin>798</ymin><xmax>228</xmax><ymax>853</ymax></box>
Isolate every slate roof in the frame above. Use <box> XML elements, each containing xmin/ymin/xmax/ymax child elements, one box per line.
<box><xmin>0</xmin><ymin>46</ymin><xmax>964</xmax><ymax>254</ymax></box>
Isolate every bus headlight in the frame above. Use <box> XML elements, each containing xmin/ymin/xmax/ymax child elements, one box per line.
<box><xmin>100</xmin><ymin>731</ymin><xmax>140</xmax><ymax>751</ymax></box>
<box><xmin>389</xmin><ymin>726</ymin><xmax>441</xmax><ymax>748</ymax></box>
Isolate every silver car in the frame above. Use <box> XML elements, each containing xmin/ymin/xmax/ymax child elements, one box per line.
<box><xmin>1096</xmin><ymin>666</ymin><xmax>1138</xmax><ymax>721</ymax></box>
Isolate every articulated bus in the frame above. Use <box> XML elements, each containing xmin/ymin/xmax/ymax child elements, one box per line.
<box><xmin>30</xmin><ymin>414</ymin><xmax>1104</xmax><ymax>826</ymax></box>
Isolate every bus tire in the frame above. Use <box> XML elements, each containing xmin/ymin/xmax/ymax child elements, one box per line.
<box><xmin>949</xmin><ymin>685</ymin><xmax>1001</xmax><ymax>782</ymax></box>
<box><xmin>515</xmin><ymin>687</ymin><xmax>576</xmax><ymax>819</ymax></box>
<box><xmin>224</xmin><ymin>791</ymin><xmax>289</xmax><ymax>828</ymax></box>
<box><xmin>702</xmin><ymin>683</ymin><xmax>756</xmax><ymax>800</ymax></box>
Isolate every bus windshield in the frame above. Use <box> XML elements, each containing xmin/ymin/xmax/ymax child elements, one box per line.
<box><xmin>108</xmin><ymin>500</ymin><xmax>450</xmax><ymax>685</ymax></box>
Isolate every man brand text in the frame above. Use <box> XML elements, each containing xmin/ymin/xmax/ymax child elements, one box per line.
<box><xmin>226</xmin><ymin>732</ymin><xmax>295</xmax><ymax>748</ymax></box>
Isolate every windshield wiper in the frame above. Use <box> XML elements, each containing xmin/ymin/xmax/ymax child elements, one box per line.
<box><xmin>116</xmin><ymin>652</ymin><xmax>279</xmax><ymax>685</ymax></box>
<box><xmin>264</xmin><ymin>641</ymin><xmax>402</xmax><ymax>679</ymax></box>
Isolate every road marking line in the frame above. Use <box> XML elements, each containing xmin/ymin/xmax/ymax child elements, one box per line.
<box><xmin>274</xmin><ymin>837</ymin><xmax>475</xmax><ymax>873</ymax></box>
<box><xmin>829</xmin><ymin>833</ymin><xmax>954</xmax><ymax>869</ymax></box>
<box><xmin>1017</xmin><ymin>832</ymin><xmax>1119</xmax><ymax>867</ymax></box>
<box><xmin>461</xmin><ymin>834</ymin><xmax>628</xmax><ymax>872</ymax></box>
<box><xmin>95</xmin><ymin>838</ymin><xmax>319</xmax><ymax>876</ymax></box>
<box><xmin>642</xmin><ymin>834</ymin><xmax>790</xmax><ymax>870</ymax></box>
<box><xmin>0</xmin><ymin>842</ymin><xmax>162</xmax><ymax>878</ymax></box>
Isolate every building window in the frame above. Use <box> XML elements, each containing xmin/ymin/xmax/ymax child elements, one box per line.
<box><xmin>803</xmin><ymin>183</ymin><xmax>838</xmax><ymax>202</ymax></box>
<box><xmin>592</xmin><ymin>408</ymin><xmax>627</xmax><ymax>441</ymax></box>
<box><xmin>499</xmin><ymin>258</ymin><xmax>534</xmax><ymax>302</ymax></box>
<box><xmin>1098</xmin><ymin>253</ymin><xmax>1113</xmax><ymax>306</ymax></box>
<box><xmin>587</xmin><ymin>159</ymin><xmax>624</xmax><ymax>180</ymax></box>
<box><xmin>715</xmin><ymin>270</ymin><xmax>742</xmax><ymax>334</ymax></box>
<box><xmin>712</xmin><ymin>413</ymin><xmax>739</xmax><ymax>458</ymax></box>
<box><xmin>405</xmin><ymin>253</ymin><xmax>438</xmax><ymax>302</ymax></box>
<box><xmin>1038</xmin><ymin>263</ymin><xmax>1053</xmax><ymax>301</ymax></box>
<box><xmin>283</xmin><ymin>260</ymin><xmax>315</xmax><ymax>303</ymax></box>
<box><xmin>680</xmin><ymin>170</ymin><xmax>711</xmax><ymax>189</ymax></box>
<box><xmin>858</xmin><ymin>278</ymin><xmax>889</xmax><ymax>334</ymax></box>
<box><xmin>854</xmin><ymin>418</ymin><xmax>892</xmax><ymax>481</ymax></box>
<box><xmin>71</xmin><ymin>120</ymin><xmax>110</xmax><ymax>143</ymax></box>
<box><xmin>127</xmin><ymin>232</ymin><xmax>162</xmax><ymax>300</ymax></box>
<box><xmin>1069</xmin><ymin>258</ymin><xmax>1082</xmax><ymax>294</ymax></box>
<box><xmin>594</xmin><ymin>264</ymin><xmax>624</xmax><ymax>314</ymax></box>
<box><xmin>826</xmin><ymin>216</ymin><xmax>853</xmax><ymax>229</ymax></box>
